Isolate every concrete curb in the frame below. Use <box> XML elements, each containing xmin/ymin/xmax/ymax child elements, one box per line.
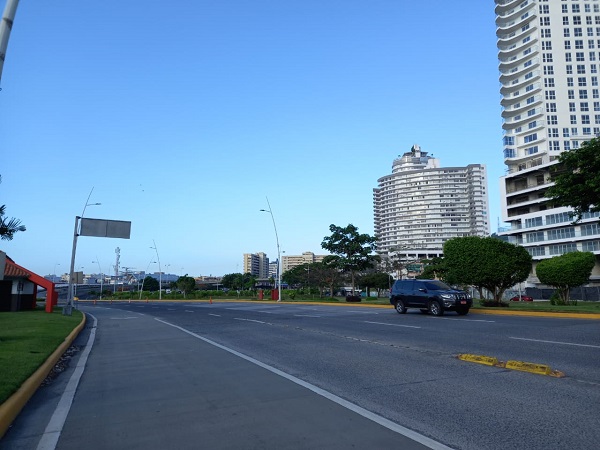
<box><xmin>0</xmin><ymin>312</ymin><xmax>87</xmax><ymax>439</ymax></box>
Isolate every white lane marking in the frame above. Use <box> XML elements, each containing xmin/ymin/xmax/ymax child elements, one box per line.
<box><xmin>208</xmin><ymin>313</ymin><xmax>221</xmax><ymax>317</ymax></box>
<box><xmin>365</xmin><ymin>321</ymin><xmax>421</xmax><ymax>329</ymax></box>
<box><xmin>434</xmin><ymin>317</ymin><xmax>495</xmax><ymax>323</ymax></box>
<box><xmin>155</xmin><ymin>318</ymin><xmax>453</xmax><ymax>450</ymax></box>
<box><xmin>295</xmin><ymin>314</ymin><xmax>322</xmax><ymax>318</ymax></box>
<box><xmin>509</xmin><ymin>337</ymin><xmax>600</xmax><ymax>349</ymax></box>
<box><xmin>109</xmin><ymin>316</ymin><xmax>139</xmax><ymax>320</ymax></box>
<box><xmin>234</xmin><ymin>318</ymin><xmax>266</xmax><ymax>324</ymax></box>
<box><xmin>37</xmin><ymin>314</ymin><xmax>98</xmax><ymax>450</ymax></box>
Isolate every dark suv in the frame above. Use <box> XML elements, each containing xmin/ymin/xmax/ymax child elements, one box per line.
<box><xmin>389</xmin><ymin>279</ymin><xmax>472</xmax><ymax>316</ymax></box>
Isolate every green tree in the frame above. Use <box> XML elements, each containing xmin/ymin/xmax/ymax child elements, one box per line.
<box><xmin>176</xmin><ymin>274</ymin><xmax>196</xmax><ymax>297</ymax></box>
<box><xmin>443</xmin><ymin>236</ymin><xmax>532</xmax><ymax>303</ymax></box>
<box><xmin>141</xmin><ymin>276</ymin><xmax>159</xmax><ymax>292</ymax></box>
<box><xmin>545</xmin><ymin>136</ymin><xmax>600</xmax><ymax>221</ymax></box>
<box><xmin>359</xmin><ymin>272</ymin><xmax>391</xmax><ymax>298</ymax></box>
<box><xmin>0</xmin><ymin>175</ymin><xmax>26</xmax><ymax>241</ymax></box>
<box><xmin>321</xmin><ymin>224</ymin><xmax>378</xmax><ymax>296</ymax></box>
<box><xmin>310</xmin><ymin>261</ymin><xmax>343</xmax><ymax>297</ymax></box>
<box><xmin>535</xmin><ymin>251</ymin><xmax>595</xmax><ymax>305</ymax></box>
<box><xmin>417</xmin><ymin>257</ymin><xmax>447</xmax><ymax>280</ymax></box>
<box><xmin>281</xmin><ymin>264</ymin><xmax>309</xmax><ymax>288</ymax></box>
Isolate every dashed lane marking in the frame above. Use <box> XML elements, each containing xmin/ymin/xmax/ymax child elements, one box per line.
<box><xmin>364</xmin><ymin>321</ymin><xmax>421</xmax><ymax>329</ymax></box>
<box><xmin>509</xmin><ymin>337</ymin><xmax>600</xmax><ymax>349</ymax></box>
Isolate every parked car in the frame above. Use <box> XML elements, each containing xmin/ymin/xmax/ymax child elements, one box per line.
<box><xmin>510</xmin><ymin>295</ymin><xmax>533</xmax><ymax>302</ymax></box>
<box><xmin>390</xmin><ymin>279</ymin><xmax>472</xmax><ymax>316</ymax></box>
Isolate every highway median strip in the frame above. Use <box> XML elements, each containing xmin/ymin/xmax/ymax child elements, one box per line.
<box><xmin>457</xmin><ymin>353</ymin><xmax>565</xmax><ymax>378</ymax></box>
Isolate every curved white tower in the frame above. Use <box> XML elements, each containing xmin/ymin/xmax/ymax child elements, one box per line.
<box><xmin>496</xmin><ymin>0</ymin><xmax>600</xmax><ymax>280</ymax></box>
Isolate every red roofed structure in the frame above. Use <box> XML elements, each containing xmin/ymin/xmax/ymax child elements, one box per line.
<box><xmin>0</xmin><ymin>255</ymin><xmax>58</xmax><ymax>313</ymax></box>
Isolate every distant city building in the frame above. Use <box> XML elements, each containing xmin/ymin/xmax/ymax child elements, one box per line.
<box><xmin>282</xmin><ymin>252</ymin><xmax>328</xmax><ymax>273</ymax></box>
<box><xmin>373</xmin><ymin>145</ymin><xmax>490</xmax><ymax>262</ymax></box>
<box><xmin>495</xmin><ymin>0</ymin><xmax>600</xmax><ymax>281</ymax></box>
<box><xmin>243</xmin><ymin>252</ymin><xmax>270</xmax><ymax>278</ymax></box>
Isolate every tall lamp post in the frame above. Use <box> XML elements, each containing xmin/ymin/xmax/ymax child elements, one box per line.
<box><xmin>260</xmin><ymin>197</ymin><xmax>281</xmax><ymax>302</ymax></box>
<box><xmin>53</xmin><ymin>263</ymin><xmax>60</xmax><ymax>282</ymax></box>
<box><xmin>150</xmin><ymin>240</ymin><xmax>162</xmax><ymax>300</ymax></box>
<box><xmin>92</xmin><ymin>258</ymin><xmax>103</xmax><ymax>301</ymax></box>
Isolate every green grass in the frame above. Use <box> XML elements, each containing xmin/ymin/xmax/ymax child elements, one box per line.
<box><xmin>473</xmin><ymin>300</ymin><xmax>600</xmax><ymax>314</ymax></box>
<box><xmin>0</xmin><ymin>307</ymin><xmax>82</xmax><ymax>404</ymax></box>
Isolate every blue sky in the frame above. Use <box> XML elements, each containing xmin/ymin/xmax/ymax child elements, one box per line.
<box><xmin>1</xmin><ymin>0</ymin><xmax>503</xmax><ymax>278</ymax></box>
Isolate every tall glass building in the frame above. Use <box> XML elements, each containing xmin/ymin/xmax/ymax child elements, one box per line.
<box><xmin>496</xmin><ymin>0</ymin><xmax>600</xmax><ymax>281</ymax></box>
<box><xmin>373</xmin><ymin>145</ymin><xmax>489</xmax><ymax>263</ymax></box>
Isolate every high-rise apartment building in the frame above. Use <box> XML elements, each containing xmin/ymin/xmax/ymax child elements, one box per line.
<box><xmin>243</xmin><ymin>252</ymin><xmax>269</xmax><ymax>278</ymax></box>
<box><xmin>496</xmin><ymin>0</ymin><xmax>600</xmax><ymax>280</ymax></box>
<box><xmin>281</xmin><ymin>252</ymin><xmax>328</xmax><ymax>273</ymax></box>
<box><xmin>373</xmin><ymin>145</ymin><xmax>490</xmax><ymax>262</ymax></box>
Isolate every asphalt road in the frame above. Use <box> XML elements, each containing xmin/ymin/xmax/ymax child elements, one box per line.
<box><xmin>2</xmin><ymin>301</ymin><xmax>599</xmax><ymax>450</ymax></box>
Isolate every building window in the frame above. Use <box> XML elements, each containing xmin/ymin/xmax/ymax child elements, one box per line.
<box><xmin>549</xmin><ymin>243</ymin><xmax>578</xmax><ymax>255</ymax></box>
<box><xmin>571</xmin><ymin>115</ymin><xmax>578</xmax><ymax>124</ymax></box>
<box><xmin>569</xmin><ymin>89</ymin><xmax>575</xmax><ymax>99</ymax></box>
<box><xmin>544</xmin><ymin>65</ymin><xmax>554</xmax><ymax>75</ymax></box>
<box><xmin>584</xmin><ymin>127</ymin><xmax>592</xmax><ymax>135</ymax></box>
<box><xmin>524</xmin><ymin>133</ymin><xmax>538</xmax><ymax>143</ymax></box>
<box><xmin>578</xmin><ymin>65</ymin><xmax>587</xmax><ymax>74</ymax></box>
<box><xmin>575</xmin><ymin>28</ymin><xmax>583</xmax><ymax>37</ymax></box>
<box><xmin>549</xmin><ymin>128</ymin><xmax>559</xmax><ymax>137</ymax></box>
<box><xmin>580</xmin><ymin>90</ymin><xmax>589</xmax><ymax>99</ymax></box>
<box><xmin>546</xmin><ymin>102</ymin><xmax>556</xmax><ymax>111</ymax></box>
<box><xmin>526</xmin><ymin>232</ymin><xmax>545</xmax><ymax>243</ymax></box>
<box><xmin>529</xmin><ymin>121</ymin><xmax>537</xmax><ymax>129</ymax></box>
<box><xmin>543</xmin><ymin>53</ymin><xmax>554</xmax><ymax>62</ymax></box>
<box><xmin>548</xmin><ymin>115</ymin><xmax>558</xmax><ymax>125</ymax></box>
<box><xmin>564</xmin><ymin>141</ymin><xmax>571</xmax><ymax>150</ymax></box>
<box><xmin>581</xmin><ymin>102</ymin><xmax>590</xmax><ymax>111</ymax></box>
<box><xmin>582</xmin><ymin>241</ymin><xmax>600</xmax><ymax>251</ymax></box>
<box><xmin>550</xmin><ymin>141</ymin><xmax>561</xmax><ymax>150</ymax></box>
<box><xmin>566</xmin><ymin>53</ymin><xmax>572</xmax><ymax>62</ymax></box>
<box><xmin>545</xmin><ymin>78</ymin><xmax>555</xmax><ymax>87</ymax></box>
<box><xmin>526</xmin><ymin>146</ymin><xmax>539</xmax><ymax>155</ymax></box>
<box><xmin>567</xmin><ymin>65</ymin><xmax>573</xmax><ymax>74</ymax></box>
<box><xmin>525</xmin><ymin>217</ymin><xmax>543</xmax><ymax>228</ymax></box>
<box><xmin>577</xmin><ymin>52</ymin><xmax>586</xmax><ymax>61</ymax></box>
<box><xmin>568</xmin><ymin>77</ymin><xmax>574</xmax><ymax>87</ymax></box>
<box><xmin>583</xmin><ymin>115</ymin><xmax>591</xmax><ymax>124</ymax></box>
<box><xmin>528</xmin><ymin>247</ymin><xmax>546</xmax><ymax>257</ymax></box>
<box><xmin>563</xmin><ymin>128</ymin><xmax>570</xmax><ymax>137</ymax></box>
<box><xmin>546</xmin><ymin>213</ymin><xmax>573</xmax><ymax>225</ymax></box>
<box><xmin>565</xmin><ymin>40</ymin><xmax>572</xmax><ymax>49</ymax></box>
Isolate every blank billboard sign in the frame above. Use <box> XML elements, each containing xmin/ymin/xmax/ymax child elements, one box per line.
<box><xmin>80</xmin><ymin>218</ymin><xmax>131</xmax><ymax>239</ymax></box>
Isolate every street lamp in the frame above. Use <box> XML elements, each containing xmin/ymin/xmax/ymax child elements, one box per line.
<box><xmin>92</xmin><ymin>259</ymin><xmax>103</xmax><ymax>301</ymax></box>
<box><xmin>65</xmin><ymin>188</ymin><xmax>101</xmax><ymax>316</ymax></box>
<box><xmin>260</xmin><ymin>197</ymin><xmax>281</xmax><ymax>302</ymax></box>
<box><xmin>150</xmin><ymin>240</ymin><xmax>162</xmax><ymax>300</ymax></box>
<box><xmin>140</xmin><ymin>260</ymin><xmax>156</xmax><ymax>300</ymax></box>
<box><xmin>53</xmin><ymin>263</ymin><xmax>61</xmax><ymax>282</ymax></box>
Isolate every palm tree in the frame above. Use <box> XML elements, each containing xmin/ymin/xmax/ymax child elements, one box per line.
<box><xmin>0</xmin><ymin>175</ymin><xmax>26</xmax><ymax>241</ymax></box>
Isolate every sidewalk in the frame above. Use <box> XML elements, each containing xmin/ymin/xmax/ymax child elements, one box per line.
<box><xmin>1</xmin><ymin>306</ymin><xmax>439</xmax><ymax>450</ymax></box>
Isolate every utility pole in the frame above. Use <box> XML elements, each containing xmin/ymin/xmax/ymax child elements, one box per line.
<box><xmin>0</xmin><ymin>0</ymin><xmax>19</xmax><ymax>85</ymax></box>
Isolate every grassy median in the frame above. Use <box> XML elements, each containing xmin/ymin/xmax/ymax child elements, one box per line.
<box><xmin>0</xmin><ymin>307</ymin><xmax>82</xmax><ymax>404</ymax></box>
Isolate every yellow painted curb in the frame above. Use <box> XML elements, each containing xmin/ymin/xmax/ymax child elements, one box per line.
<box><xmin>470</xmin><ymin>309</ymin><xmax>600</xmax><ymax>320</ymax></box>
<box><xmin>457</xmin><ymin>353</ymin><xmax>565</xmax><ymax>378</ymax></box>
<box><xmin>0</xmin><ymin>312</ymin><xmax>87</xmax><ymax>438</ymax></box>
<box><xmin>457</xmin><ymin>354</ymin><xmax>499</xmax><ymax>366</ymax></box>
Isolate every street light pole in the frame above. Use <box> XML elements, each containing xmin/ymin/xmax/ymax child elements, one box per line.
<box><xmin>260</xmin><ymin>197</ymin><xmax>281</xmax><ymax>302</ymax></box>
<box><xmin>150</xmin><ymin>240</ymin><xmax>162</xmax><ymax>300</ymax></box>
<box><xmin>92</xmin><ymin>258</ymin><xmax>103</xmax><ymax>301</ymax></box>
